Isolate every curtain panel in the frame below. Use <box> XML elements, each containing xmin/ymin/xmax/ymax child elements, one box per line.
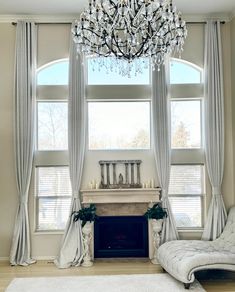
<box><xmin>54</xmin><ymin>25</ymin><xmax>86</xmax><ymax>268</ymax></box>
<box><xmin>10</xmin><ymin>21</ymin><xmax>36</xmax><ymax>266</ymax></box>
<box><xmin>202</xmin><ymin>20</ymin><xmax>227</xmax><ymax>241</ymax></box>
<box><xmin>152</xmin><ymin>62</ymin><xmax>179</xmax><ymax>244</ymax></box>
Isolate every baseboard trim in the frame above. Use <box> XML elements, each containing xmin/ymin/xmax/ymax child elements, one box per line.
<box><xmin>0</xmin><ymin>256</ymin><xmax>56</xmax><ymax>262</ymax></box>
<box><xmin>0</xmin><ymin>257</ymin><xmax>9</xmax><ymax>261</ymax></box>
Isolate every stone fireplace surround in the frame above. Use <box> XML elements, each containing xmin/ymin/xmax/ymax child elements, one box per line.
<box><xmin>81</xmin><ymin>188</ymin><xmax>160</xmax><ymax>261</ymax></box>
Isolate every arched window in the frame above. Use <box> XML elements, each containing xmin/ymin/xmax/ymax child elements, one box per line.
<box><xmin>170</xmin><ymin>58</ymin><xmax>202</xmax><ymax>84</ymax></box>
<box><xmin>169</xmin><ymin>58</ymin><xmax>204</xmax><ymax>229</ymax></box>
<box><xmin>36</xmin><ymin>59</ymin><xmax>70</xmax><ymax>231</ymax></box>
<box><xmin>37</xmin><ymin>59</ymin><xmax>69</xmax><ymax>85</ymax></box>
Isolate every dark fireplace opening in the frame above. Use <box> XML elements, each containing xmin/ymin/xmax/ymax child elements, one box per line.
<box><xmin>94</xmin><ymin>216</ymin><xmax>148</xmax><ymax>258</ymax></box>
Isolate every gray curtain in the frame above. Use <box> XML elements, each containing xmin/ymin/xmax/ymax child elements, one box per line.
<box><xmin>152</xmin><ymin>62</ymin><xmax>179</xmax><ymax>243</ymax></box>
<box><xmin>54</xmin><ymin>25</ymin><xmax>86</xmax><ymax>268</ymax></box>
<box><xmin>202</xmin><ymin>21</ymin><xmax>227</xmax><ymax>240</ymax></box>
<box><xmin>10</xmin><ymin>21</ymin><xmax>36</xmax><ymax>266</ymax></box>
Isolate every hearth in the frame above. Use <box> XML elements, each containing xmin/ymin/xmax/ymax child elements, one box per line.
<box><xmin>94</xmin><ymin>216</ymin><xmax>148</xmax><ymax>258</ymax></box>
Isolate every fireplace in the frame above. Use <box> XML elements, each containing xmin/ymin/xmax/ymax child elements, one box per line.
<box><xmin>94</xmin><ymin>216</ymin><xmax>148</xmax><ymax>258</ymax></box>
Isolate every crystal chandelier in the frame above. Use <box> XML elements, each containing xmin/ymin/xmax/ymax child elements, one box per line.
<box><xmin>72</xmin><ymin>0</ymin><xmax>187</xmax><ymax>76</ymax></box>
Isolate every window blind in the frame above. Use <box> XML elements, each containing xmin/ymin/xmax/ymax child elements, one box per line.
<box><xmin>36</xmin><ymin>166</ymin><xmax>72</xmax><ymax>231</ymax></box>
<box><xmin>169</xmin><ymin>165</ymin><xmax>203</xmax><ymax>195</ymax></box>
<box><xmin>169</xmin><ymin>165</ymin><xmax>204</xmax><ymax>228</ymax></box>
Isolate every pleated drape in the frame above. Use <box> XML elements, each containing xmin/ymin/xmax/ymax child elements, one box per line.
<box><xmin>54</xmin><ymin>25</ymin><xmax>86</xmax><ymax>268</ymax></box>
<box><xmin>152</xmin><ymin>62</ymin><xmax>179</xmax><ymax>244</ymax></box>
<box><xmin>10</xmin><ymin>21</ymin><xmax>36</xmax><ymax>266</ymax></box>
<box><xmin>202</xmin><ymin>21</ymin><xmax>227</xmax><ymax>240</ymax></box>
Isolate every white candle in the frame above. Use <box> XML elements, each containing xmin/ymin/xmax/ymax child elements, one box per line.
<box><xmin>89</xmin><ymin>182</ymin><xmax>93</xmax><ymax>189</ymax></box>
<box><xmin>92</xmin><ymin>180</ymin><xmax>94</xmax><ymax>188</ymax></box>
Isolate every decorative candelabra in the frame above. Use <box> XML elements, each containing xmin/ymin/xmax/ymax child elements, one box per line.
<box><xmin>99</xmin><ymin>159</ymin><xmax>142</xmax><ymax>189</ymax></box>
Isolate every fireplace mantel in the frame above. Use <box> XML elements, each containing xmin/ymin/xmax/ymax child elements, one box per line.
<box><xmin>81</xmin><ymin>188</ymin><xmax>161</xmax><ymax>204</ymax></box>
<box><xmin>81</xmin><ymin>188</ymin><xmax>161</xmax><ymax>263</ymax></box>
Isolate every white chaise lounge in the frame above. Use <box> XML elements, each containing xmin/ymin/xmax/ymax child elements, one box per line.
<box><xmin>157</xmin><ymin>206</ymin><xmax>235</xmax><ymax>289</ymax></box>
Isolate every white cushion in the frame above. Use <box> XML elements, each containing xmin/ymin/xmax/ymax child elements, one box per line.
<box><xmin>157</xmin><ymin>206</ymin><xmax>235</xmax><ymax>284</ymax></box>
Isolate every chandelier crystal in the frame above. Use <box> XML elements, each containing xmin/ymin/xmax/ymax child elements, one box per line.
<box><xmin>72</xmin><ymin>0</ymin><xmax>187</xmax><ymax>76</ymax></box>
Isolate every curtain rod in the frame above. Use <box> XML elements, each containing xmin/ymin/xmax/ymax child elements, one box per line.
<box><xmin>12</xmin><ymin>20</ymin><xmax>226</xmax><ymax>25</ymax></box>
<box><xmin>11</xmin><ymin>22</ymin><xmax>72</xmax><ymax>25</ymax></box>
<box><xmin>187</xmin><ymin>21</ymin><xmax>225</xmax><ymax>24</ymax></box>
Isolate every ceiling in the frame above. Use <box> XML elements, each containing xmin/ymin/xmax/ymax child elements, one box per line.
<box><xmin>0</xmin><ymin>0</ymin><xmax>234</xmax><ymax>17</ymax></box>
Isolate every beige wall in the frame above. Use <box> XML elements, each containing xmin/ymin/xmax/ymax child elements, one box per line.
<box><xmin>0</xmin><ymin>21</ymin><xmax>235</xmax><ymax>259</ymax></box>
<box><xmin>231</xmin><ymin>17</ymin><xmax>235</xmax><ymax>208</ymax></box>
<box><xmin>221</xmin><ymin>22</ymin><xmax>235</xmax><ymax>210</ymax></box>
<box><xmin>181</xmin><ymin>24</ymin><xmax>204</xmax><ymax>67</ymax></box>
<box><xmin>37</xmin><ymin>24</ymin><xmax>71</xmax><ymax>67</ymax></box>
<box><xmin>0</xmin><ymin>24</ymin><xmax>17</xmax><ymax>259</ymax></box>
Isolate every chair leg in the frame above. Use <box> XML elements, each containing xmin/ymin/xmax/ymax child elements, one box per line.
<box><xmin>184</xmin><ymin>283</ymin><xmax>190</xmax><ymax>289</ymax></box>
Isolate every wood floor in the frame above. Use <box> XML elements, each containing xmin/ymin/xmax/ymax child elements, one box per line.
<box><xmin>0</xmin><ymin>259</ymin><xmax>235</xmax><ymax>292</ymax></box>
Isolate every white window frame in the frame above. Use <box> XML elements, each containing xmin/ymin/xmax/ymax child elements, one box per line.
<box><xmin>34</xmin><ymin>60</ymin><xmax>70</xmax><ymax>234</ymax></box>
<box><xmin>169</xmin><ymin>58</ymin><xmax>205</xmax><ymax>232</ymax></box>
<box><xmin>34</xmin><ymin>57</ymin><xmax>206</xmax><ymax>232</ymax></box>
<box><xmin>85</xmin><ymin>57</ymin><xmax>152</xmax><ymax>152</ymax></box>
<box><xmin>171</xmin><ymin>97</ymin><xmax>203</xmax><ymax>150</ymax></box>
<box><xmin>87</xmin><ymin>99</ymin><xmax>152</xmax><ymax>151</ymax></box>
<box><xmin>36</xmin><ymin>99</ymin><xmax>69</xmax><ymax>152</ymax></box>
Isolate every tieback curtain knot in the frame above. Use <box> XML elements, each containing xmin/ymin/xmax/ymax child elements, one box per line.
<box><xmin>212</xmin><ymin>186</ymin><xmax>222</xmax><ymax>196</ymax></box>
<box><xmin>73</xmin><ymin>191</ymin><xmax>79</xmax><ymax>199</ymax></box>
<box><xmin>20</xmin><ymin>196</ymin><xmax>28</xmax><ymax>204</ymax></box>
<box><xmin>161</xmin><ymin>189</ymin><xmax>168</xmax><ymax>199</ymax></box>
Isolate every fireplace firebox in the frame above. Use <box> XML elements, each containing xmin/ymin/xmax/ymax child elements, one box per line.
<box><xmin>94</xmin><ymin>216</ymin><xmax>148</xmax><ymax>258</ymax></box>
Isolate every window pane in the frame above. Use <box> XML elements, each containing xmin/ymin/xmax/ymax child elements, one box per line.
<box><xmin>37</xmin><ymin>167</ymin><xmax>72</xmax><ymax>197</ymax></box>
<box><xmin>169</xmin><ymin>165</ymin><xmax>204</xmax><ymax>228</ymax></box>
<box><xmin>38</xmin><ymin>197</ymin><xmax>71</xmax><ymax>230</ymax></box>
<box><xmin>171</xmin><ymin>100</ymin><xmax>201</xmax><ymax>148</ymax></box>
<box><xmin>37</xmin><ymin>102</ymin><xmax>68</xmax><ymax>150</ymax></box>
<box><xmin>37</xmin><ymin>60</ymin><xmax>68</xmax><ymax>85</ymax></box>
<box><xmin>170</xmin><ymin>59</ymin><xmax>202</xmax><ymax>84</ymax></box>
<box><xmin>88</xmin><ymin>102</ymin><xmax>150</xmax><ymax>150</ymax></box>
<box><xmin>87</xmin><ymin>57</ymin><xmax>150</xmax><ymax>85</ymax></box>
<box><xmin>169</xmin><ymin>165</ymin><xmax>203</xmax><ymax>195</ymax></box>
<box><xmin>36</xmin><ymin>167</ymin><xmax>72</xmax><ymax>231</ymax></box>
<box><xmin>169</xmin><ymin>196</ymin><xmax>202</xmax><ymax>227</ymax></box>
